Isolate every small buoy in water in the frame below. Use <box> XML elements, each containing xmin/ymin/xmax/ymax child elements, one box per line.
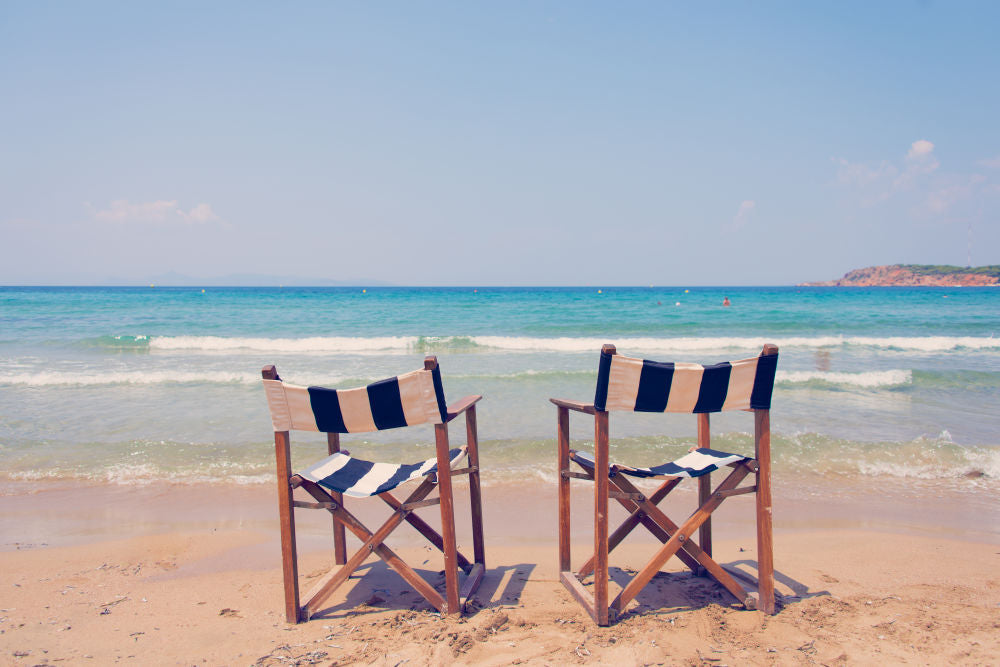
<box><xmin>362</xmin><ymin>289</ymin><xmax>367</xmax><ymax>293</ymax></box>
<box><xmin>474</xmin><ymin>289</ymin><xmax>478</xmax><ymax>293</ymax></box>
<box><xmin>598</xmin><ymin>289</ymin><xmax>602</xmax><ymax>294</ymax></box>
<box><xmin>201</xmin><ymin>289</ymin><xmax>205</xmax><ymax>293</ymax></box>
<box><xmin>675</xmin><ymin>301</ymin><xmax>681</xmax><ymax>306</ymax></box>
<box><xmin>684</xmin><ymin>289</ymin><xmax>689</xmax><ymax>293</ymax></box>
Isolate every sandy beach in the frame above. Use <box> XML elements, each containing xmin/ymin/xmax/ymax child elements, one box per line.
<box><xmin>3</xmin><ymin>479</ymin><xmax>998</xmax><ymax>666</ymax></box>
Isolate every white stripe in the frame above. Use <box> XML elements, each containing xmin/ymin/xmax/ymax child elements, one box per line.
<box><xmin>346</xmin><ymin>461</ymin><xmax>402</xmax><ymax>496</ymax></box>
<box><xmin>665</xmin><ymin>363</ymin><xmax>704</xmax><ymax>412</ymax></box>
<box><xmin>605</xmin><ymin>355</ymin><xmax>643</xmax><ymax>411</ymax></box>
<box><xmin>397</xmin><ymin>369</ymin><xmax>442</xmax><ymax>425</ymax></box>
<box><xmin>670</xmin><ymin>450</ymin><xmax>743</xmax><ymax>471</ymax></box>
<box><xmin>338</xmin><ymin>386</ymin><xmax>378</xmax><ymax>433</ymax></box>
<box><xmin>299</xmin><ymin>451</ymin><xmax>352</xmax><ymax>483</ymax></box>
<box><xmin>283</xmin><ymin>384</ymin><xmax>320</xmax><ymax>431</ymax></box>
<box><xmin>262</xmin><ymin>379</ymin><xmax>292</xmax><ymax>431</ymax></box>
<box><xmin>417</xmin><ymin>457</ymin><xmax>438</xmax><ymax>476</ymax></box>
<box><xmin>721</xmin><ymin>357</ymin><xmax>759</xmax><ymax>411</ymax></box>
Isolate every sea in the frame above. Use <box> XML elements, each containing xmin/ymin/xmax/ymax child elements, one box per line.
<box><xmin>1</xmin><ymin>286</ymin><xmax>998</xmax><ymax>502</ymax></box>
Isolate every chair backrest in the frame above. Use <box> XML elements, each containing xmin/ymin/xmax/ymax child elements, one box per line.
<box><xmin>262</xmin><ymin>357</ymin><xmax>449</xmax><ymax>433</ymax></box>
<box><xmin>594</xmin><ymin>344</ymin><xmax>778</xmax><ymax>413</ymax></box>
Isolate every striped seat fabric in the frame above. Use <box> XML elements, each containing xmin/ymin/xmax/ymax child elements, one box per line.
<box><xmin>571</xmin><ymin>447</ymin><xmax>747</xmax><ymax>479</ymax></box>
<box><xmin>263</xmin><ymin>366</ymin><xmax>448</xmax><ymax>434</ymax></box>
<box><xmin>595</xmin><ymin>348</ymin><xmax>778</xmax><ymax>413</ymax></box>
<box><xmin>299</xmin><ymin>447</ymin><xmax>467</xmax><ymax>498</ymax></box>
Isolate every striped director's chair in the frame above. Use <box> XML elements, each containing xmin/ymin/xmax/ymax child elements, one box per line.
<box><xmin>552</xmin><ymin>343</ymin><xmax>779</xmax><ymax>625</ymax></box>
<box><xmin>261</xmin><ymin>356</ymin><xmax>485</xmax><ymax>623</ymax></box>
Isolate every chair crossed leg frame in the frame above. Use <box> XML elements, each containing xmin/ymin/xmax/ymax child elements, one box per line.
<box><xmin>557</xmin><ymin>407</ymin><xmax>776</xmax><ymax>625</ymax></box>
<box><xmin>275</xmin><ymin>416</ymin><xmax>486</xmax><ymax>623</ymax></box>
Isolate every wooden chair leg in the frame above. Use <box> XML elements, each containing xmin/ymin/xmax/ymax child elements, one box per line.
<box><xmin>593</xmin><ymin>411</ymin><xmax>610</xmax><ymax>626</ymax></box>
<box><xmin>327</xmin><ymin>433</ymin><xmax>347</xmax><ymax>566</ymax></box>
<box><xmin>697</xmin><ymin>414</ymin><xmax>712</xmax><ymax>570</ymax></box>
<box><xmin>274</xmin><ymin>431</ymin><xmax>301</xmax><ymax>623</ymax></box>
<box><xmin>466</xmin><ymin>406</ymin><xmax>486</xmax><ymax>568</ymax></box>
<box><xmin>755</xmin><ymin>409</ymin><xmax>776</xmax><ymax>614</ymax></box>
<box><xmin>557</xmin><ymin>406</ymin><xmax>571</xmax><ymax>573</ymax></box>
<box><xmin>435</xmin><ymin>423</ymin><xmax>461</xmax><ymax>615</ymax></box>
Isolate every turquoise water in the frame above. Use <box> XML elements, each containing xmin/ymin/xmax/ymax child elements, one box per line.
<box><xmin>1</xmin><ymin>286</ymin><xmax>998</xmax><ymax>494</ymax></box>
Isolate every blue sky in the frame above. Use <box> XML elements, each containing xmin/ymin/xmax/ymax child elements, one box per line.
<box><xmin>2</xmin><ymin>1</ymin><xmax>999</xmax><ymax>285</ymax></box>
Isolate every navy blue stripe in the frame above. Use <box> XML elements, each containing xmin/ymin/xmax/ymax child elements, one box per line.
<box><xmin>307</xmin><ymin>386</ymin><xmax>348</xmax><ymax>433</ymax></box>
<box><xmin>634</xmin><ymin>360</ymin><xmax>674</xmax><ymax>412</ymax></box>
<box><xmin>367</xmin><ymin>377</ymin><xmax>408</xmax><ymax>430</ymax></box>
<box><xmin>693</xmin><ymin>361</ymin><xmax>732</xmax><ymax>413</ymax></box>
<box><xmin>431</xmin><ymin>366</ymin><xmax>448</xmax><ymax>422</ymax></box>
<box><xmin>593</xmin><ymin>350</ymin><xmax>613</xmax><ymax>411</ymax></box>
<box><xmin>750</xmin><ymin>353</ymin><xmax>778</xmax><ymax>410</ymax></box>
<box><xmin>317</xmin><ymin>457</ymin><xmax>373</xmax><ymax>493</ymax></box>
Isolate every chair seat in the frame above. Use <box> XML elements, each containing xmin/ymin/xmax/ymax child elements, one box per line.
<box><xmin>570</xmin><ymin>447</ymin><xmax>748</xmax><ymax>479</ymax></box>
<box><xmin>299</xmin><ymin>447</ymin><xmax>467</xmax><ymax>498</ymax></box>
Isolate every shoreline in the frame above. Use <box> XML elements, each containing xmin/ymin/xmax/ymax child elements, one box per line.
<box><xmin>4</xmin><ymin>473</ymin><xmax>997</xmax><ymax>553</ymax></box>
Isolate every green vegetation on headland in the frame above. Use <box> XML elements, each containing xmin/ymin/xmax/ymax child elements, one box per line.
<box><xmin>900</xmin><ymin>264</ymin><xmax>1000</xmax><ymax>278</ymax></box>
<box><xmin>801</xmin><ymin>264</ymin><xmax>1000</xmax><ymax>286</ymax></box>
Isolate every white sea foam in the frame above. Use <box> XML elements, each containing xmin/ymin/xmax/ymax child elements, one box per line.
<box><xmin>0</xmin><ymin>370</ymin><xmax>260</xmax><ymax>386</ymax></box>
<box><xmin>149</xmin><ymin>335</ymin><xmax>419</xmax><ymax>352</ymax></box>
<box><xmin>139</xmin><ymin>334</ymin><xmax>1000</xmax><ymax>354</ymax></box>
<box><xmin>776</xmin><ymin>369</ymin><xmax>912</xmax><ymax>388</ymax></box>
<box><xmin>856</xmin><ymin>447</ymin><xmax>1000</xmax><ymax>481</ymax></box>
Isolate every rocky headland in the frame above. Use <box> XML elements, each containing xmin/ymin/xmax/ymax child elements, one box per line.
<box><xmin>801</xmin><ymin>264</ymin><xmax>1000</xmax><ymax>287</ymax></box>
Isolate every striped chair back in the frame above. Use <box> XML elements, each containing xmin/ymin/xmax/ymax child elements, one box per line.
<box><xmin>262</xmin><ymin>364</ymin><xmax>448</xmax><ymax>433</ymax></box>
<box><xmin>594</xmin><ymin>345</ymin><xmax>778</xmax><ymax>413</ymax></box>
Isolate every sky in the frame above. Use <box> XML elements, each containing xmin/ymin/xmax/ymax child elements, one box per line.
<box><xmin>2</xmin><ymin>1</ymin><xmax>999</xmax><ymax>286</ymax></box>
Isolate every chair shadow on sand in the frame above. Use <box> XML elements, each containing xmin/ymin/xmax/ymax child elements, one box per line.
<box><xmin>308</xmin><ymin>561</ymin><xmax>537</xmax><ymax>621</ymax></box>
<box><xmin>606</xmin><ymin>558</ymin><xmax>829</xmax><ymax>619</ymax></box>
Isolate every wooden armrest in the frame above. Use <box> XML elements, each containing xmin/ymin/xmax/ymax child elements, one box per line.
<box><xmin>446</xmin><ymin>395</ymin><xmax>483</xmax><ymax>421</ymax></box>
<box><xmin>549</xmin><ymin>398</ymin><xmax>596</xmax><ymax>414</ymax></box>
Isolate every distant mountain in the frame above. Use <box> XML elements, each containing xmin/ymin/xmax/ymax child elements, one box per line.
<box><xmin>800</xmin><ymin>264</ymin><xmax>1000</xmax><ymax>287</ymax></box>
<box><xmin>103</xmin><ymin>271</ymin><xmax>393</xmax><ymax>287</ymax></box>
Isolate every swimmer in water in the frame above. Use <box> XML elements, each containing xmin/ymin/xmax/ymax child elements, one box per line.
<box><xmin>722</xmin><ymin>296</ymin><xmax>731</xmax><ymax>307</ymax></box>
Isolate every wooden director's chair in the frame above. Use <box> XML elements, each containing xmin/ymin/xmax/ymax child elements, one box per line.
<box><xmin>552</xmin><ymin>344</ymin><xmax>779</xmax><ymax>625</ymax></box>
<box><xmin>261</xmin><ymin>356</ymin><xmax>485</xmax><ymax>623</ymax></box>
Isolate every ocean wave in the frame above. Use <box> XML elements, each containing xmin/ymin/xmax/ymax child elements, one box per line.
<box><xmin>149</xmin><ymin>335</ymin><xmax>420</xmax><ymax>352</ymax></box>
<box><xmin>776</xmin><ymin>369</ymin><xmax>911</xmax><ymax>388</ymax></box>
<box><xmin>85</xmin><ymin>333</ymin><xmax>1000</xmax><ymax>354</ymax></box>
<box><xmin>6</xmin><ymin>367</ymin><xmax>992</xmax><ymax>391</ymax></box>
<box><xmin>0</xmin><ymin>370</ymin><xmax>261</xmax><ymax>386</ymax></box>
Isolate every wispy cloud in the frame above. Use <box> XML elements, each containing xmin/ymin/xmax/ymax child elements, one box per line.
<box><xmin>978</xmin><ymin>154</ymin><xmax>1000</xmax><ymax>169</ymax></box>
<box><xmin>733</xmin><ymin>200</ymin><xmax>756</xmax><ymax>229</ymax></box>
<box><xmin>925</xmin><ymin>174</ymin><xmax>986</xmax><ymax>214</ymax></box>
<box><xmin>177</xmin><ymin>203</ymin><xmax>219</xmax><ymax>223</ymax></box>
<box><xmin>88</xmin><ymin>200</ymin><xmax>220</xmax><ymax>224</ymax></box>
<box><xmin>832</xmin><ymin>139</ymin><xmax>987</xmax><ymax>216</ymax></box>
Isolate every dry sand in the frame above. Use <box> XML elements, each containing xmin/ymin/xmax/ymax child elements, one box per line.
<box><xmin>2</xmin><ymin>481</ymin><xmax>999</xmax><ymax>666</ymax></box>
